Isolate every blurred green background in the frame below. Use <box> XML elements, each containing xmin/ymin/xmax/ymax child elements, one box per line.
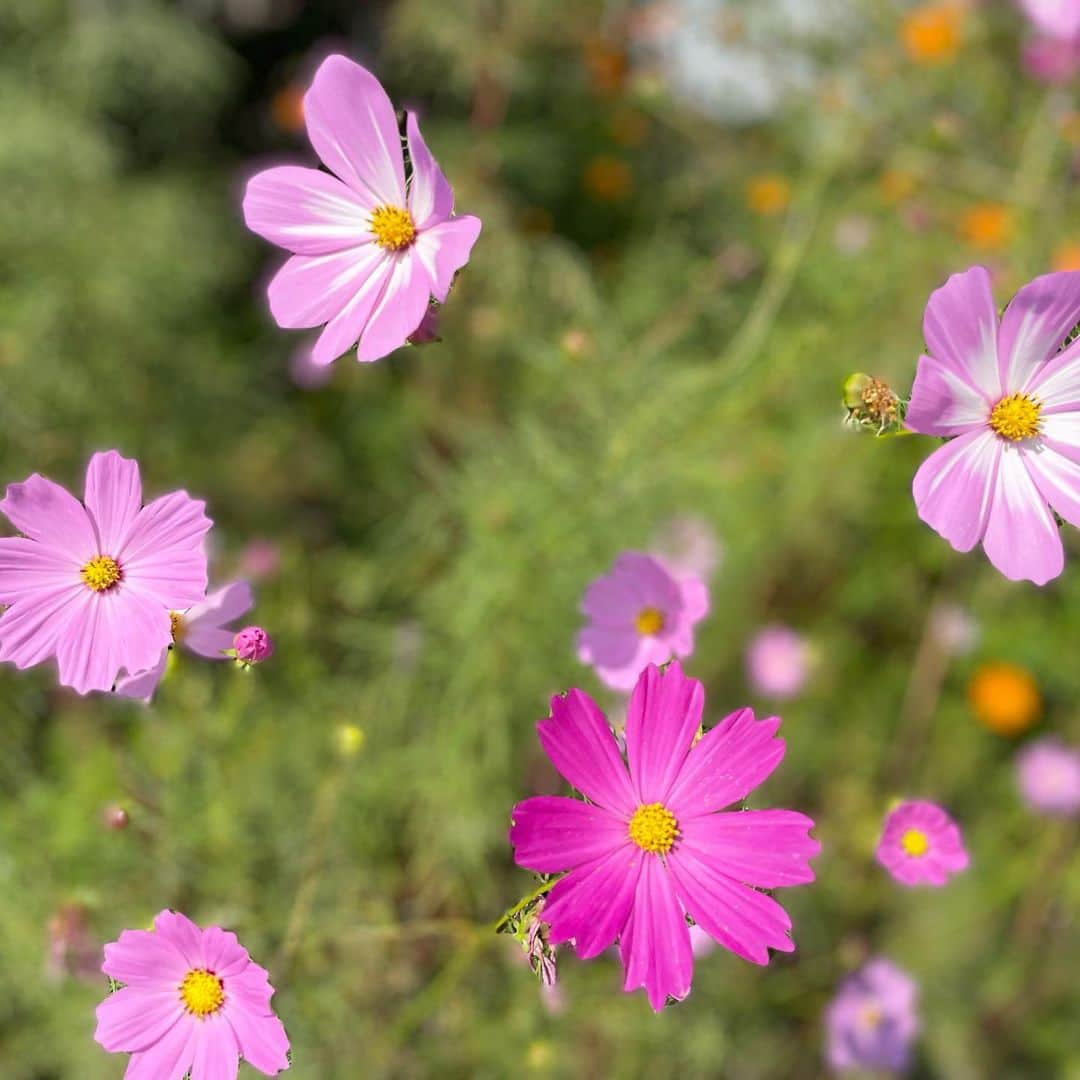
<box><xmin>1</xmin><ymin>0</ymin><xmax>1078</xmax><ymax>1075</ymax></box>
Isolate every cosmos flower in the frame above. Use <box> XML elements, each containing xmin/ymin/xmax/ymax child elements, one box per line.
<box><xmin>906</xmin><ymin>266</ymin><xmax>1080</xmax><ymax>584</ymax></box>
<box><xmin>875</xmin><ymin>800</ymin><xmax>969</xmax><ymax>887</ymax></box>
<box><xmin>114</xmin><ymin>581</ymin><xmax>255</xmax><ymax>702</ymax></box>
<box><xmin>0</xmin><ymin>450</ymin><xmax>210</xmax><ymax>695</ymax></box>
<box><xmin>234</xmin><ymin>626</ymin><xmax>274</xmax><ymax>664</ymax></box>
<box><xmin>95</xmin><ymin>910</ymin><xmax>289</xmax><ymax>1079</ymax></box>
<box><xmin>1015</xmin><ymin>738</ymin><xmax>1080</xmax><ymax>816</ymax></box>
<box><xmin>745</xmin><ymin>625</ymin><xmax>810</xmax><ymax>700</ymax></box>
<box><xmin>1019</xmin><ymin>0</ymin><xmax>1080</xmax><ymax>40</ymax></box>
<box><xmin>577</xmin><ymin>552</ymin><xmax>709</xmax><ymax>692</ymax></box>
<box><xmin>243</xmin><ymin>54</ymin><xmax>481</xmax><ymax>366</ymax></box>
<box><xmin>824</xmin><ymin>957</ymin><xmax>919</xmax><ymax>1074</ymax></box>
<box><xmin>509</xmin><ymin>662</ymin><xmax>819</xmax><ymax>1011</ymax></box>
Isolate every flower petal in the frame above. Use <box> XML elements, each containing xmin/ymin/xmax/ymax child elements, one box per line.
<box><xmin>224</xmin><ymin>962</ymin><xmax>277</xmax><ymax>1014</ymax></box>
<box><xmin>224</xmin><ymin>999</ymin><xmax>290</xmax><ymax>1076</ymax></box>
<box><xmin>509</xmin><ymin>795</ymin><xmax>630</xmax><ymax>874</ymax></box>
<box><xmin>189</xmin><ymin>1019</ymin><xmax>240</xmax><ymax>1080</ymax></box>
<box><xmin>0</xmin><ymin>473</ymin><xmax>96</xmax><ymax>563</ymax></box>
<box><xmin>84</xmin><ymin>451</ymin><xmax>142</xmax><ymax>555</ymax></box>
<box><xmin>102</xmin><ymin>925</ymin><xmax>189</xmax><ymax>986</ymax></box>
<box><xmin>0</xmin><ymin>537</ymin><xmax>78</xmax><ymax>603</ymax></box>
<box><xmin>95</xmin><ymin>987</ymin><xmax>185</xmax><ymax>1054</ymax></box>
<box><xmin>200</xmin><ymin>927</ymin><xmax>250</xmax><ymax>978</ymax></box>
<box><xmin>905</xmin><ymin>354</ymin><xmax>991</xmax><ymax>436</ymax></box>
<box><xmin>1023</xmin><ymin>444</ymin><xmax>1080</xmax><ymax>528</ymax></box>
<box><xmin>114</xmin><ymin>648</ymin><xmax>169</xmax><ymax>703</ymax></box>
<box><xmin>123</xmin><ymin>1013</ymin><xmax>197</xmax><ymax>1080</ymax></box>
<box><xmin>310</xmin><ymin>255</ymin><xmax>396</xmax><ymax>366</ymax></box>
<box><xmin>0</xmin><ymin>584</ymin><xmax>87</xmax><ymax>675</ymax></box>
<box><xmin>1027</xmin><ymin>339</ymin><xmax>1080</xmax><ymax>412</ymax></box>
<box><xmin>1040</xmin><ymin>410</ymin><xmax>1080</xmax><ymax>463</ymax></box>
<box><xmin>411</xmin><ymin>215</ymin><xmax>482</xmax><ymax>304</ymax></box>
<box><xmin>119</xmin><ymin>492</ymin><xmax>210</xmax><ymax>610</ymax></box>
<box><xmin>266</xmin><ymin>245</ymin><xmax>383</xmax><ymax>330</ymax></box>
<box><xmin>1001</xmin><ymin>271</ymin><xmax>1080</xmax><ymax>391</ymax></box>
<box><xmin>922</xmin><ymin>265</ymin><xmax>1001</xmax><ymax>400</ymax></box>
<box><xmin>405</xmin><ymin>111</ymin><xmax>453</xmax><ymax>229</ymax></box>
<box><xmin>153</xmin><ymin>910</ymin><xmax>206</xmax><ymax>968</ymax></box>
<box><xmin>184</xmin><ymin>581</ymin><xmax>254</xmax><ymax>660</ymax></box>
<box><xmin>355</xmin><ymin>252</ymin><xmax>433</xmax><ymax>363</ymax></box>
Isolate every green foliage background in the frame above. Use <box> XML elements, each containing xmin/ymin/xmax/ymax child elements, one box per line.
<box><xmin>0</xmin><ymin>0</ymin><xmax>1078</xmax><ymax>1076</ymax></box>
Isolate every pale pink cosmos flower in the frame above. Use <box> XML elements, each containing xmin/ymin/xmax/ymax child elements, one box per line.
<box><xmin>95</xmin><ymin>910</ymin><xmax>289</xmax><ymax>1079</ymax></box>
<box><xmin>875</xmin><ymin>800</ymin><xmax>969</xmax><ymax>887</ymax></box>
<box><xmin>509</xmin><ymin>662</ymin><xmax>819</xmax><ymax>1011</ymax></box>
<box><xmin>907</xmin><ymin>266</ymin><xmax>1080</xmax><ymax>585</ymax></box>
<box><xmin>745</xmin><ymin>624</ymin><xmax>810</xmax><ymax>700</ymax></box>
<box><xmin>1019</xmin><ymin>0</ymin><xmax>1080</xmax><ymax>40</ymax></box>
<box><xmin>242</xmin><ymin>54</ymin><xmax>481</xmax><ymax>366</ymax></box>
<box><xmin>114</xmin><ymin>581</ymin><xmax>255</xmax><ymax>702</ymax></box>
<box><xmin>577</xmin><ymin>552</ymin><xmax>709</xmax><ymax>692</ymax></box>
<box><xmin>1016</xmin><ymin>738</ymin><xmax>1080</xmax><ymax>816</ymax></box>
<box><xmin>0</xmin><ymin>451</ymin><xmax>210</xmax><ymax>695</ymax></box>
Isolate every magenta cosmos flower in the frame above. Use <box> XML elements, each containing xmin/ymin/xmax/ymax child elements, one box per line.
<box><xmin>907</xmin><ymin>266</ymin><xmax>1080</xmax><ymax>585</ymax></box>
<box><xmin>875</xmin><ymin>800</ymin><xmax>969</xmax><ymax>887</ymax></box>
<box><xmin>115</xmin><ymin>581</ymin><xmax>255</xmax><ymax>702</ymax></box>
<box><xmin>95</xmin><ymin>910</ymin><xmax>289</xmax><ymax>1079</ymax></box>
<box><xmin>0</xmin><ymin>451</ymin><xmax>210</xmax><ymax>695</ymax></box>
<box><xmin>577</xmin><ymin>552</ymin><xmax>709</xmax><ymax>692</ymax></box>
<box><xmin>1016</xmin><ymin>737</ymin><xmax>1080</xmax><ymax>816</ymax></box>
<box><xmin>242</xmin><ymin>54</ymin><xmax>481</xmax><ymax>366</ymax></box>
<box><xmin>509</xmin><ymin>661</ymin><xmax>819</xmax><ymax>1011</ymax></box>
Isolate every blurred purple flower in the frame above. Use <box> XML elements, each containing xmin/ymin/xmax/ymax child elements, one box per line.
<box><xmin>237</xmin><ymin>539</ymin><xmax>281</xmax><ymax>582</ymax></box>
<box><xmin>1022</xmin><ymin>34</ymin><xmax>1080</xmax><ymax>81</ymax></box>
<box><xmin>1016</xmin><ymin>738</ymin><xmax>1080</xmax><ymax>816</ymax></box>
<box><xmin>745</xmin><ymin>625</ymin><xmax>809</xmax><ymax>700</ymax></box>
<box><xmin>875</xmin><ymin>800</ymin><xmax>969</xmax><ymax>887</ymax></box>
<box><xmin>651</xmin><ymin>516</ymin><xmax>722</xmax><ymax>581</ymax></box>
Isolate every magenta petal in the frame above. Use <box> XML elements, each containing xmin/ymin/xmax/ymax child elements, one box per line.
<box><xmin>224</xmin><ymin>963</ymin><xmax>277</xmax><ymax>1013</ymax></box>
<box><xmin>303</xmin><ymin>55</ymin><xmax>406</xmax><ymax>207</ymax></box>
<box><xmin>224</xmin><ymin>1002</ymin><xmax>290</xmax><ymax>1076</ymax></box>
<box><xmin>243</xmin><ymin>165</ymin><xmax>374</xmax><ymax>253</ymax></box>
<box><xmin>84</xmin><ymin>451</ymin><xmax>143</xmax><ymax>555</ymax></box>
<box><xmin>103</xmin><ymin>926</ymin><xmax>189</xmax><ymax>986</ymax></box>
<box><xmin>618</xmin><ymin>856</ymin><xmax>693</xmax><ymax>1011</ymax></box>
<box><xmin>905</xmin><ymin>354</ymin><xmax>991</xmax><ymax>436</ymax></box>
<box><xmin>114</xmin><ymin>648</ymin><xmax>169</xmax><ymax>702</ymax></box>
<box><xmin>123</xmin><ymin>1014</ymin><xmax>197</xmax><ymax>1080</ymax></box>
<box><xmin>509</xmin><ymin>795</ymin><xmax>630</xmax><ymax>874</ymax></box>
<box><xmin>0</xmin><ymin>537</ymin><xmax>77</xmax><ymax>603</ymax></box>
<box><xmin>0</xmin><ymin>473</ymin><xmax>96</xmax><ymax>563</ymax></box>
<box><xmin>355</xmin><ymin>253</ymin><xmax>433</xmax><ymax>363</ymax></box>
<box><xmin>666</xmin><ymin>708</ymin><xmax>784</xmax><ymax>818</ymax></box>
<box><xmin>95</xmin><ymin>987</ymin><xmax>185</xmax><ymax>1053</ymax></box>
<box><xmin>189</xmin><ymin>1018</ymin><xmax>240</xmax><ymax>1080</ymax></box>
<box><xmin>1000</xmin><ymin>270</ymin><xmax>1080</xmax><ymax>390</ymax></box>
<box><xmin>411</xmin><ymin>216</ymin><xmax>482</xmax><ymax>304</ymax></box>
<box><xmin>405</xmin><ymin>111</ymin><xmax>453</xmax><ymax>229</ymax></box>
<box><xmin>183</xmin><ymin>581</ymin><xmax>253</xmax><ymax>661</ymax></box>
<box><xmin>311</xmin><ymin>255</ymin><xmax>395</xmax><ymax>366</ymax></box>
<box><xmin>541</xmin><ymin>845</ymin><xmax>643</xmax><ymax>959</ymax></box>
<box><xmin>199</xmin><ymin>927</ymin><xmax>249</xmax><ymax>978</ymax></box>
<box><xmin>679</xmin><ymin>810</ymin><xmax>819</xmax><ymax>887</ymax></box>
<box><xmin>624</xmin><ymin>662</ymin><xmax>705</xmax><ymax>804</ymax></box>
<box><xmin>537</xmin><ymin>689</ymin><xmax>636</xmax><ymax>814</ymax></box>
<box><xmin>981</xmin><ymin>447</ymin><xmax>1063</xmax><ymax>584</ymax></box>
<box><xmin>153</xmin><ymin>910</ymin><xmax>206</xmax><ymax>968</ymax></box>
<box><xmin>267</xmin><ymin>245</ymin><xmax>382</xmax><ymax>330</ymax></box>
<box><xmin>1028</xmin><ymin>340</ymin><xmax>1080</xmax><ymax>412</ymax></box>
<box><xmin>912</xmin><ymin>429</ymin><xmax>1000</xmax><ymax>553</ymax></box>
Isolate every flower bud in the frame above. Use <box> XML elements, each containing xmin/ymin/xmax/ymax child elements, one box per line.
<box><xmin>233</xmin><ymin>626</ymin><xmax>274</xmax><ymax>665</ymax></box>
<box><xmin>101</xmin><ymin>804</ymin><xmax>130</xmax><ymax>831</ymax></box>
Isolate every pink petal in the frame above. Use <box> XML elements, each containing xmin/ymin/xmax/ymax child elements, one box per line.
<box><xmin>119</xmin><ymin>492</ymin><xmax>210</xmax><ymax>610</ymax></box>
<box><xmin>0</xmin><ymin>537</ymin><xmax>78</xmax><ymax>603</ymax></box>
<box><xmin>84</xmin><ymin>451</ymin><xmax>142</xmax><ymax>555</ymax></box>
<box><xmin>303</xmin><ymin>55</ymin><xmax>405</xmax><ymax>208</ymax></box>
<box><xmin>224</xmin><ymin>963</ymin><xmax>277</xmax><ymax>1013</ymax></box>
<box><xmin>905</xmin><ymin>354</ymin><xmax>991</xmax><ymax>436</ymax></box>
<box><xmin>981</xmin><ymin>446</ymin><xmax>1063</xmax><ymax>584</ymax></box>
<box><xmin>0</xmin><ymin>583</ymin><xmax>84</xmax><ymax>673</ymax></box>
<box><xmin>678</xmin><ymin>576</ymin><xmax>709</xmax><ymax>622</ymax></box>
<box><xmin>183</xmin><ymin>626</ymin><xmax>234</xmax><ymax>660</ymax></box>
<box><xmin>103</xmin><ymin>926</ymin><xmax>189</xmax><ymax>986</ymax></box>
<box><xmin>153</xmin><ymin>910</ymin><xmax>206</xmax><ymax>968</ymax></box>
<box><xmin>678</xmin><ymin>810</ymin><xmax>819</xmax><ymax>887</ymax></box>
<box><xmin>95</xmin><ymin>987</ymin><xmax>185</xmax><ymax>1053</ymax></box>
<box><xmin>541</xmin><ymin>845</ymin><xmax>643</xmax><ymax>958</ymax></box>
<box><xmin>267</xmin><ymin>245</ymin><xmax>383</xmax><ymax>330</ymax></box>
<box><xmin>184</xmin><ymin>581</ymin><xmax>254</xmax><ymax>658</ymax></box>
<box><xmin>200</xmin><ymin>927</ymin><xmax>249</xmax><ymax>978</ymax></box>
<box><xmin>537</xmin><ymin>688</ymin><xmax>636</xmax><ymax>814</ymax></box>
<box><xmin>624</xmin><ymin>661</ymin><xmax>705</xmax><ymax>804</ymax></box>
<box><xmin>190</xmin><ymin>1017</ymin><xmax>240</xmax><ymax>1080</ymax></box>
<box><xmin>922</xmin><ymin>265</ymin><xmax>1002</xmax><ymax>401</ymax></box>
<box><xmin>1020</xmin><ymin>0</ymin><xmax>1080</xmax><ymax>41</ymax></box>
<box><xmin>618</xmin><ymin>856</ymin><xmax>693</xmax><ymax>1011</ymax></box>
<box><xmin>1000</xmin><ymin>271</ymin><xmax>1080</xmax><ymax>391</ymax></box>
<box><xmin>912</xmin><ymin>429</ymin><xmax>1000</xmax><ymax>553</ymax></box>
<box><xmin>581</xmin><ymin>570</ymin><xmax>642</xmax><ymax>625</ymax></box>
<box><xmin>1040</xmin><ymin>410</ymin><xmax>1080</xmax><ymax>463</ymax></box>
<box><xmin>613</xmin><ymin>550</ymin><xmax>681</xmax><ymax>606</ymax></box>
<box><xmin>310</xmin><ymin>254</ymin><xmax>395</xmax><ymax>366</ymax></box>
<box><xmin>242</xmin><ymin>165</ymin><xmax>375</xmax><ymax>253</ymax></box>
<box><xmin>509</xmin><ymin>795</ymin><xmax>630</xmax><ymax>873</ymax></box>
<box><xmin>1027</xmin><ymin>340</ymin><xmax>1080</xmax><ymax>412</ymax></box>
<box><xmin>411</xmin><ymin>215</ymin><xmax>482</xmax><ymax>304</ymax></box>
<box><xmin>666</xmin><ymin>708</ymin><xmax>785</xmax><ymax>818</ymax></box>
<box><xmin>575</xmin><ymin>624</ymin><xmax>641</xmax><ymax>669</ymax></box>
<box><xmin>114</xmin><ymin>648</ymin><xmax>169</xmax><ymax>702</ymax></box>
<box><xmin>224</xmin><ymin>1001</ymin><xmax>290</xmax><ymax>1076</ymax></box>
<box><xmin>1025</xmin><ymin>444</ymin><xmax>1080</xmax><ymax>528</ymax></box>
<box><xmin>667</xmin><ymin>849</ymin><xmax>794</xmax><ymax>965</ymax></box>
<box><xmin>405</xmin><ymin>111</ymin><xmax>453</xmax><ymax>229</ymax></box>
<box><xmin>355</xmin><ymin>252</ymin><xmax>433</xmax><ymax>363</ymax></box>
<box><xmin>123</xmin><ymin>1014</ymin><xmax>197</xmax><ymax>1080</ymax></box>
<box><xmin>0</xmin><ymin>473</ymin><xmax>96</xmax><ymax>563</ymax></box>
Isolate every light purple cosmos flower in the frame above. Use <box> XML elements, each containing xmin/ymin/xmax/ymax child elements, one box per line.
<box><xmin>1019</xmin><ymin>0</ymin><xmax>1080</xmax><ymax>40</ymax></box>
<box><xmin>907</xmin><ymin>266</ymin><xmax>1080</xmax><ymax>585</ymax></box>
<box><xmin>825</xmin><ymin>957</ymin><xmax>919</xmax><ymax>1074</ymax></box>
<box><xmin>875</xmin><ymin>800</ymin><xmax>969</xmax><ymax>887</ymax></box>
<box><xmin>95</xmin><ymin>910</ymin><xmax>289</xmax><ymax>1079</ymax></box>
<box><xmin>114</xmin><ymin>581</ymin><xmax>255</xmax><ymax>702</ymax></box>
<box><xmin>0</xmin><ymin>450</ymin><xmax>210</xmax><ymax>695</ymax></box>
<box><xmin>509</xmin><ymin>661</ymin><xmax>819</xmax><ymax>1011</ymax></box>
<box><xmin>745</xmin><ymin>624</ymin><xmax>810</xmax><ymax>700</ymax></box>
<box><xmin>577</xmin><ymin>552</ymin><xmax>709</xmax><ymax>692</ymax></box>
<box><xmin>1016</xmin><ymin>738</ymin><xmax>1080</xmax><ymax>816</ymax></box>
<box><xmin>242</xmin><ymin>54</ymin><xmax>481</xmax><ymax>366</ymax></box>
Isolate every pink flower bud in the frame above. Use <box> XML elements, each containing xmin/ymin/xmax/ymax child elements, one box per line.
<box><xmin>101</xmin><ymin>804</ymin><xmax>129</xmax><ymax>831</ymax></box>
<box><xmin>233</xmin><ymin>626</ymin><xmax>274</xmax><ymax>664</ymax></box>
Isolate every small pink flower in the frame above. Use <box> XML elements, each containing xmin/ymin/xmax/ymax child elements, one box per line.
<box><xmin>242</xmin><ymin>54</ymin><xmax>481</xmax><ymax>366</ymax></box>
<box><xmin>95</xmin><ymin>910</ymin><xmax>289</xmax><ymax>1079</ymax></box>
<box><xmin>1018</xmin><ymin>0</ymin><xmax>1080</xmax><ymax>40</ymax></box>
<box><xmin>236</xmin><ymin>540</ymin><xmax>280</xmax><ymax>582</ymax></box>
<box><xmin>577</xmin><ymin>552</ymin><xmax>709</xmax><ymax>692</ymax></box>
<box><xmin>0</xmin><ymin>450</ymin><xmax>210</xmax><ymax>694</ymax></box>
<box><xmin>234</xmin><ymin>625</ymin><xmax>274</xmax><ymax>664</ymax></box>
<box><xmin>509</xmin><ymin>662</ymin><xmax>819</xmax><ymax>1011</ymax></box>
<box><xmin>907</xmin><ymin>266</ymin><xmax>1080</xmax><ymax>584</ymax></box>
<box><xmin>1016</xmin><ymin>738</ymin><xmax>1080</xmax><ymax>816</ymax></box>
<box><xmin>745</xmin><ymin>625</ymin><xmax>810</xmax><ymax>700</ymax></box>
<box><xmin>875</xmin><ymin>800</ymin><xmax>969</xmax><ymax>887</ymax></box>
<box><xmin>1022</xmin><ymin>34</ymin><xmax>1080</xmax><ymax>83</ymax></box>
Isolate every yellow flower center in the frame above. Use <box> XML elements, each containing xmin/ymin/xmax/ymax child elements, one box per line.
<box><xmin>80</xmin><ymin>555</ymin><xmax>121</xmax><ymax>592</ymax></box>
<box><xmin>635</xmin><ymin>607</ymin><xmax>665</xmax><ymax>636</ymax></box>
<box><xmin>859</xmin><ymin>1004</ymin><xmax>883</xmax><ymax>1030</ymax></box>
<box><xmin>169</xmin><ymin>611</ymin><xmax>185</xmax><ymax>643</ymax></box>
<box><xmin>989</xmin><ymin>393</ymin><xmax>1042</xmax><ymax>442</ymax></box>
<box><xmin>900</xmin><ymin>828</ymin><xmax>929</xmax><ymax>857</ymax></box>
<box><xmin>370</xmin><ymin>205</ymin><xmax>416</xmax><ymax>251</ymax></box>
<box><xmin>179</xmin><ymin>968</ymin><xmax>224</xmax><ymax>1017</ymax></box>
<box><xmin>628</xmin><ymin>802</ymin><xmax>679</xmax><ymax>855</ymax></box>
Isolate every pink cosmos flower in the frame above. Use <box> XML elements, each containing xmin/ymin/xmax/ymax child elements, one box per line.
<box><xmin>875</xmin><ymin>800</ymin><xmax>969</xmax><ymax>887</ymax></box>
<box><xmin>577</xmin><ymin>552</ymin><xmax>709</xmax><ymax>692</ymax></box>
<box><xmin>0</xmin><ymin>451</ymin><xmax>210</xmax><ymax>695</ymax></box>
<box><xmin>1015</xmin><ymin>737</ymin><xmax>1080</xmax><ymax>816</ymax></box>
<box><xmin>745</xmin><ymin>624</ymin><xmax>810</xmax><ymax>700</ymax></box>
<box><xmin>509</xmin><ymin>661</ymin><xmax>819</xmax><ymax>1011</ymax></box>
<box><xmin>114</xmin><ymin>581</ymin><xmax>255</xmax><ymax>702</ymax></box>
<box><xmin>1019</xmin><ymin>0</ymin><xmax>1080</xmax><ymax>40</ymax></box>
<box><xmin>242</xmin><ymin>54</ymin><xmax>482</xmax><ymax>366</ymax></box>
<box><xmin>907</xmin><ymin>266</ymin><xmax>1080</xmax><ymax>585</ymax></box>
<box><xmin>234</xmin><ymin>626</ymin><xmax>274</xmax><ymax>664</ymax></box>
<box><xmin>95</xmin><ymin>910</ymin><xmax>289</xmax><ymax>1079</ymax></box>
<box><xmin>1022</xmin><ymin>34</ymin><xmax>1080</xmax><ymax>82</ymax></box>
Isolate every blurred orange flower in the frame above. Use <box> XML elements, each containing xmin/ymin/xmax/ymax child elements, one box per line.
<box><xmin>958</xmin><ymin>203</ymin><xmax>1013</xmax><ymax>250</ymax></box>
<box><xmin>968</xmin><ymin>662</ymin><xmax>1041</xmax><ymax>736</ymax></box>
<box><xmin>583</xmin><ymin>156</ymin><xmax>633</xmax><ymax>202</ymax></box>
<box><xmin>746</xmin><ymin>174</ymin><xmax>792</xmax><ymax>217</ymax></box>
<box><xmin>1052</xmin><ymin>242</ymin><xmax>1080</xmax><ymax>272</ymax></box>
<box><xmin>271</xmin><ymin>84</ymin><xmax>305</xmax><ymax>134</ymax></box>
<box><xmin>901</xmin><ymin>3</ymin><xmax>964</xmax><ymax>65</ymax></box>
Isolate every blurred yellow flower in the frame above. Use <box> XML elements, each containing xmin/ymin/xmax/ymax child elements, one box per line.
<box><xmin>1052</xmin><ymin>242</ymin><xmax>1080</xmax><ymax>272</ymax></box>
<box><xmin>901</xmin><ymin>4</ymin><xmax>964</xmax><ymax>65</ymax></box>
<box><xmin>878</xmin><ymin>168</ymin><xmax>918</xmax><ymax>204</ymax></box>
<box><xmin>335</xmin><ymin>723</ymin><xmax>365</xmax><ymax>758</ymax></box>
<box><xmin>958</xmin><ymin>203</ymin><xmax>1013</xmax><ymax>250</ymax></box>
<box><xmin>583</xmin><ymin>155</ymin><xmax>633</xmax><ymax>202</ymax></box>
<box><xmin>967</xmin><ymin>662</ymin><xmax>1041</xmax><ymax>736</ymax></box>
<box><xmin>746</xmin><ymin>174</ymin><xmax>792</xmax><ymax>217</ymax></box>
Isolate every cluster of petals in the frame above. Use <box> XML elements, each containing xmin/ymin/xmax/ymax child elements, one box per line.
<box><xmin>875</xmin><ymin>799</ymin><xmax>969</xmax><ymax>887</ymax></box>
<box><xmin>509</xmin><ymin>661</ymin><xmax>819</xmax><ymax>1011</ymax></box>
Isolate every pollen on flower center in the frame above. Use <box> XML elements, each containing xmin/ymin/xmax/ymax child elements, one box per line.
<box><xmin>859</xmin><ymin>1004</ymin><xmax>883</xmax><ymax>1030</ymax></box>
<box><xmin>179</xmin><ymin>968</ymin><xmax>224</xmax><ymax>1017</ymax></box>
<box><xmin>370</xmin><ymin>205</ymin><xmax>416</xmax><ymax>251</ymax></box>
<box><xmin>80</xmin><ymin>555</ymin><xmax>121</xmax><ymax>592</ymax></box>
<box><xmin>635</xmin><ymin>607</ymin><xmax>665</xmax><ymax>636</ymax></box>
<box><xmin>900</xmin><ymin>828</ymin><xmax>929</xmax><ymax>857</ymax></box>
<box><xmin>989</xmin><ymin>393</ymin><xmax>1042</xmax><ymax>442</ymax></box>
<box><xmin>628</xmin><ymin>802</ymin><xmax>679</xmax><ymax>855</ymax></box>
<box><xmin>169</xmin><ymin>611</ymin><xmax>185</xmax><ymax>643</ymax></box>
